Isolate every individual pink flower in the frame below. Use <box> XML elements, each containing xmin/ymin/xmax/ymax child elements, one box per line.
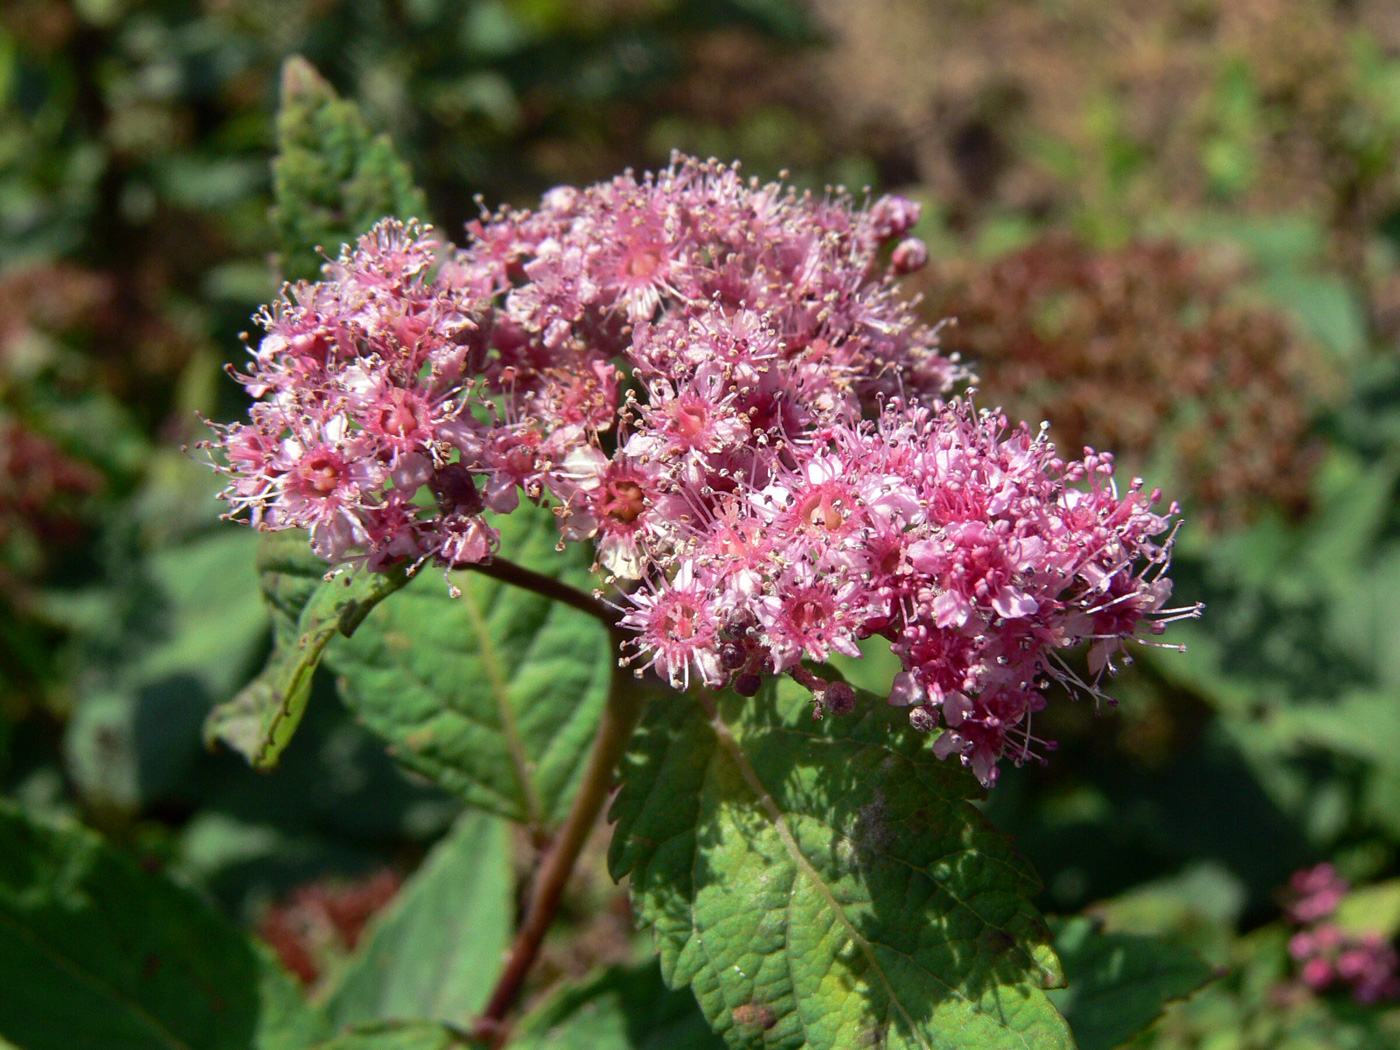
<box><xmin>619</xmin><ymin>564</ymin><xmax>723</xmax><ymax>689</ymax></box>
<box><xmin>757</xmin><ymin>566</ymin><xmax>869</xmax><ymax>670</ymax></box>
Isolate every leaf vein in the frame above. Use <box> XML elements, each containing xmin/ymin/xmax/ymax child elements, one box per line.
<box><xmin>0</xmin><ymin>907</ymin><xmax>197</xmax><ymax>1050</ymax></box>
<box><xmin>699</xmin><ymin>692</ymin><xmax>934</xmax><ymax>1050</ymax></box>
<box><xmin>463</xmin><ymin>573</ymin><xmax>546</xmax><ymax>830</ymax></box>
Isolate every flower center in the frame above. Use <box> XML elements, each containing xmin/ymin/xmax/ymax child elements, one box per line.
<box><xmin>664</xmin><ymin>602</ymin><xmax>698</xmax><ymax>639</ymax></box>
<box><xmin>378</xmin><ymin>394</ymin><xmax>425</xmax><ymax>438</ymax></box>
<box><xmin>673</xmin><ymin>402</ymin><xmax>708</xmax><ymax>440</ymax></box>
<box><xmin>791</xmin><ymin>598</ymin><xmax>827</xmax><ymax>633</ymax></box>
<box><xmin>500</xmin><ymin>434</ymin><xmax>540</xmax><ymax>476</ymax></box>
<box><xmin>299</xmin><ymin>452</ymin><xmax>342</xmax><ymax>495</ymax></box>
<box><xmin>623</xmin><ymin>247</ymin><xmax>661</xmax><ymax>279</ymax></box>
<box><xmin>880</xmin><ymin>545</ymin><xmax>904</xmax><ymax>575</ymax></box>
<box><xmin>797</xmin><ymin>488</ymin><xmax>848</xmax><ymax>531</ymax></box>
<box><xmin>601</xmin><ymin>479</ymin><xmax>646</xmax><ymax>523</ymax></box>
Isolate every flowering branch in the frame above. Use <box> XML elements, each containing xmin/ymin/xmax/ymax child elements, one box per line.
<box><xmin>205</xmin><ymin>151</ymin><xmax>1196</xmax><ymax>794</ymax></box>
<box><xmin>467</xmin><ymin>555</ymin><xmax>619</xmax><ymax>628</ymax></box>
<box><xmin>471</xmin><ymin>641</ymin><xmax>647</xmax><ymax>1046</ymax></box>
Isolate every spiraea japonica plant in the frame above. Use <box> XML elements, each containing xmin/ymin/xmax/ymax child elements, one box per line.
<box><xmin>200</xmin><ymin>59</ymin><xmax>1206</xmax><ymax>1050</ymax></box>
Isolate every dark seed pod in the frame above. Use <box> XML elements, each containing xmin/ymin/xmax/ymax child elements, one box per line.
<box><xmin>429</xmin><ymin>462</ymin><xmax>484</xmax><ymax>515</ymax></box>
<box><xmin>733</xmin><ymin>672</ymin><xmax>762</xmax><ymax>697</ymax></box>
<box><xmin>719</xmin><ymin>642</ymin><xmax>748</xmax><ymax>671</ymax></box>
<box><xmin>724</xmin><ymin>620</ymin><xmax>754</xmax><ymax>641</ymax></box>
<box><xmin>821</xmin><ymin>681</ymin><xmax>857</xmax><ymax>717</ymax></box>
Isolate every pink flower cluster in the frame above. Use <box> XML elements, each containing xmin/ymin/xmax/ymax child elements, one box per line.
<box><xmin>208</xmin><ymin>153</ymin><xmax>1195</xmax><ymax>786</ymax></box>
<box><xmin>205</xmin><ymin>221</ymin><xmax>497</xmax><ymax>572</ymax></box>
<box><xmin>1285</xmin><ymin>864</ymin><xmax>1400</xmax><ymax>1004</ymax></box>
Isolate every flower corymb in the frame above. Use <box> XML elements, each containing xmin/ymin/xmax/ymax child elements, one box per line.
<box><xmin>207</xmin><ymin>153</ymin><xmax>1198</xmax><ymax>786</ymax></box>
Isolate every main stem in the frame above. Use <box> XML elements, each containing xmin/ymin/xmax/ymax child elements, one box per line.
<box><xmin>472</xmin><ymin>627</ymin><xmax>647</xmax><ymax>1046</ymax></box>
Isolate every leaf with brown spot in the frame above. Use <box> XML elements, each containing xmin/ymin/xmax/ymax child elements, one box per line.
<box><xmin>732</xmin><ymin>1003</ymin><xmax>778</xmax><ymax>1031</ymax></box>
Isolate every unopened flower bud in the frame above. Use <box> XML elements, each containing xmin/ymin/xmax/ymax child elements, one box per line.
<box><xmin>868</xmin><ymin>195</ymin><xmax>921</xmax><ymax>240</ymax></box>
<box><xmin>891</xmin><ymin>238</ymin><xmax>929</xmax><ymax>275</ymax></box>
<box><xmin>430</xmin><ymin>463</ymin><xmax>485</xmax><ymax>515</ymax></box>
<box><xmin>719</xmin><ymin>641</ymin><xmax>748</xmax><ymax>671</ymax></box>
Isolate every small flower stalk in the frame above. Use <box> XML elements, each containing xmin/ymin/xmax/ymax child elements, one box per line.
<box><xmin>206</xmin><ymin>153</ymin><xmax>1198</xmax><ymax>787</ymax></box>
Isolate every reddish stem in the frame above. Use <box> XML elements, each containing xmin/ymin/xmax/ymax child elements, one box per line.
<box><xmin>471</xmin><ymin>634</ymin><xmax>646</xmax><ymax>1046</ymax></box>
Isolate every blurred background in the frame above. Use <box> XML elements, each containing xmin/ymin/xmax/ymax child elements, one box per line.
<box><xmin>5</xmin><ymin>0</ymin><xmax>1400</xmax><ymax>1044</ymax></box>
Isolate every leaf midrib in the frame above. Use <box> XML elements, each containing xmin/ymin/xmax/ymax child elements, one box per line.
<box><xmin>458</xmin><ymin>576</ymin><xmax>545</xmax><ymax>831</ymax></box>
<box><xmin>697</xmin><ymin>692</ymin><xmax>932</xmax><ymax>1050</ymax></box>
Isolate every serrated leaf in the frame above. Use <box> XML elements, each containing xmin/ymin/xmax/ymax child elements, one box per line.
<box><xmin>1046</xmin><ymin>916</ymin><xmax>1214</xmax><ymax>1050</ymax></box>
<box><xmin>608</xmin><ymin>681</ymin><xmax>1072</xmax><ymax>1050</ymax></box>
<box><xmin>271</xmin><ymin>56</ymin><xmax>429</xmax><ymax>283</ymax></box>
<box><xmin>204</xmin><ymin>541</ymin><xmax>409</xmax><ymax>770</ymax></box>
<box><xmin>512</xmin><ymin>960</ymin><xmax>724</xmax><ymax>1050</ymax></box>
<box><xmin>252</xmin><ymin>530</ymin><xmax>342</xmax><ymax>647</ymax></box>
<box><xmin>0</xmin><ymin>801</ymin><xmax>329</xmax><ymax>1050</ymax></box>
<box><xmin>330</xmin><ymin>502</ymin><xmax>610</xmax><ymax>828</ymax></box>
<box><xmin>323</xmin><ymin>811</ymin><xmax>512</xmax><ymax>1028</ymax></box>
<box><xmin>308</xmin><ymin>1020</ymin><xmax>480</xmax><ymax>1050</ymax></box>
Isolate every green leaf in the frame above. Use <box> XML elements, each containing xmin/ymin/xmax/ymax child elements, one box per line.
<box><xmin>608</xmin><ymin>681</ymin><xmax>1072</xmax><ymax>1050</ymax></box>
<box><xmin>271</xmin><ymin>56</ymin><xmax>429</xmax><ymax>283</ymax></box>
<box><xmin>0</xmin><ymin>801</ymin><xmax>329</xmax><ymax>1050</ymax></box>
<box><xmin>1334</xmin><ymin>880</ymin><xmax>1400</xmax><ymax>940</ymax></box>
<box><xmin>252</xmin><ymin>530</ymin><xmax>343</xmax><ymax>647</ymax></box>
<box><xmin>513</xmin><ymin>960</ymin><xmax>724</xmax><ymax>1050</ymax></box>
<box><xmin>1085</xmin><ymin>863</ymin><xmax>1246</xmax><ymax>955</ymax></box>
<box><xmin>330</xmin><ymin>502</ymin><xmax>610</xmax><ymax>828</ymax></box>
<box><xmin>64</xmin><ymin>529</ymin><xmax>268</xmax><ymax>812</ymax></box>
<box><xmin>1261</xmin><ymin>272</ymin><xmax>1368</xmax><ymax>359</ymax></box>
<box><xmin>323</xmin><ymin>811</ymin><xmax>512</xmax><ymax>1028</ymax></box>
<box><xmin>308</xmin><ymin>1020</ymin><xmax>480</xmax><ymax>1050</ymax></box>
<box><xmin>1046</xmin><ymin>916</ymin><xmax>1214</xmax><ymax>1050</ymax></box>
<box><xmin>204</xmin><ymin>536</ymin><xmax>410</xmax><ymax>771</ymax></box>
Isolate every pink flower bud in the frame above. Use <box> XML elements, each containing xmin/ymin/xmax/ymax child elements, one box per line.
<box><xmin>891</xmin><ymin>237</ymin><xmax>929</xmax><ymax>274</ymax></box>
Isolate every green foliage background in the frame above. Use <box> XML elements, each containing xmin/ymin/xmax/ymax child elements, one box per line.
<box><xmin>6</xmin><ymin>0</ymin><xmax>1400</xmax><ymax>1047</ymax></box>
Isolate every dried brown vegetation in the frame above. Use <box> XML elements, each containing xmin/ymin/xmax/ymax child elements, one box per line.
<box><xmin>805</xmin><ymin>0</ymin><xmax>1400</xmax><ymax>256</ymax></box>
<box><xmin>919</xmin><ymin>235</ymin><xmax>1330</xmax><ymax>524</ymax></box>
<box><xmin>257</xmin><ymin>870</ymin><xmax>403</xmax><ymax>987</ymax></box>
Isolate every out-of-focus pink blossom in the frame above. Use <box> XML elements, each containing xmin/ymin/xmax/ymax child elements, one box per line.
<box><xmin>1285</xmin><ymin>863</ymin><xmax>1349</xmax><ymax>925</ymax></box>
<box><xmin>1284</xmin><ymin>865</ymin><xmax>1400</xmax><ymax>1004</ymax></box>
